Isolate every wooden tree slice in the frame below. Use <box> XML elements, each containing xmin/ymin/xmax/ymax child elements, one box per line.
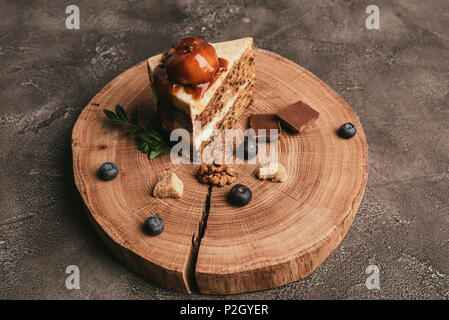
<box><xmin>72</xmin><ymin>49</ymin><xmax>367</xmax><ymax>295</ymax></box>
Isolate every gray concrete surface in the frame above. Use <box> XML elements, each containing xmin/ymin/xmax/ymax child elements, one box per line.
<box><xmin>1</xmin><ymin>0</ymin><xmax>448</xmax><ymax>299</ymax></box>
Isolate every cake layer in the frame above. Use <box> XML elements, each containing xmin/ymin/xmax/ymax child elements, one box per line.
<box><xmin>148</xmin><ymin>38</ymin><xmax>254</xmax><ymax>119</ymax></box>
<box><xmin>158</xmin><ymin>80</ymin><xmax>254</xmax><ymax>150</ymax></box>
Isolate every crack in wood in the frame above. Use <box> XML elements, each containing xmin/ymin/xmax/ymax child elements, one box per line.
<box><xmin>185</xmin><ymin>184</ymin><xmax>212</xmax><ymax>293</ymax></box>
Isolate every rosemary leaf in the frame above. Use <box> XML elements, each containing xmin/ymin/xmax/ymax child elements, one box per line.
<box><xmin>115</xmin><ymin>104</ymin><xmax>128</xmax><ymax>121</ymax></box>
<box><xmin>139</xmin><ymin>131</ymin><xmax>162</xmax><ymax>142</ymax></box>
<box><xmin>104</xmin><ymin>109</ymin><xmax>118</xmax><ymax>120</ymax></box>
<box><xmin>138</xmin><ymin>141</ymin><xmax>146</xmax><ymax>151</ymax></box>
<box><xmin>149</xmin><ymin>149</ymin><xmax>161</xmax><ymax>159</ymax></box>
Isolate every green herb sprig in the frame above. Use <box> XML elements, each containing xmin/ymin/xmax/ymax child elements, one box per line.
<box><xmin>104</xmin><ymin>105</ymin><xmax>171</xmax><ymax>159</ymax></box>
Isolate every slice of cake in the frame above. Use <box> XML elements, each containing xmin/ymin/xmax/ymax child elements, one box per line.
<box><xmin>147</xmin><ymin>37</ymin><xmax>255</xmax><ymax>151</ymax></box>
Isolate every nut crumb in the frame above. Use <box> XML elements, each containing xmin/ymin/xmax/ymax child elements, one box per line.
<box><xmin>197</xmin><ymin>162</ymin><xmax>237</xmax><ymax>187</ymax></box>
<box><xmin>257</xmin><ymin>163</ymin><xmax>287</xmax><ymax>182</ymax></box>
<box><xmin>153</xmin><ymin>173</ymin><xmax>184</xmax><ymax>198</ymax></box>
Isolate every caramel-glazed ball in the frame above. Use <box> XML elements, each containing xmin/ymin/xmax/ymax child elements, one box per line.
<box><xmin>165</xmin><ymin>37</ymin><xmax>219</xmax><ymax>85</ymax></box>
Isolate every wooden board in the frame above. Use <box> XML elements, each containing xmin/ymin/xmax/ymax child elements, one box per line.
<box><xmin>72</xmin><ymin>49</ymin><xmax>368</xmax><ymax>294</ymax></box>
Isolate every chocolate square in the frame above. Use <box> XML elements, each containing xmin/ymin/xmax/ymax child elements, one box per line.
<box><xmin>249</xmin><ymin>113</ymin><xmax>281</xmax><ymax>142</ymax></box>
<box><xmin>276</xmin><ymin>100</ymin><xmax>319</xmax><ymax>133</ymax></box>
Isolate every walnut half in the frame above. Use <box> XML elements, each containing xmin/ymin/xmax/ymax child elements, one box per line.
<box><xmin>197</xmin><ymin>163</ymin><xmax>237</xmax><ymax>187</ymax></box>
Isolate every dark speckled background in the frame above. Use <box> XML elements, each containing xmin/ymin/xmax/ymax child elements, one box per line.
<box><xmin>1</xmin><ymin>0</ymin><xmax>448</xmax><ymax>299</ymax></box>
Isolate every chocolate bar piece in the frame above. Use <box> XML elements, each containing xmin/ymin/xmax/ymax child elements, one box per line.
<box><xmin>249</xmin><ymin>114</ymin><xmax>281</xmax><ymax>142</ymax></box>
<box><xmin>276</xmin><ymin>100</ymin><xmax>319</xmax><ymax>133</ymax></box>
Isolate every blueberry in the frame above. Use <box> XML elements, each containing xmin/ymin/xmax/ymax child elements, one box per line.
<box><xmin>98</xmin><ymin>162</ymin><xmax>119</xmax><ymax>181</ymax></box>
<box><xmin>143</xmin><ymin>216</ymin><xmax>164</xmax><ymax>236</ymax></box>
<box><xmin>229</xmin><ymin>184</ymin><xmax>252</xmax><ymax>207</ymax></box>
<box><xmin>338</xmin><ymin>122</ymin><xmax>357</xmax><ymax>139</ymax></box>
<box><xmin>237</xmin><ymin>139</ymin><xmax>258</xmax><ymax>160</ymax></box>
